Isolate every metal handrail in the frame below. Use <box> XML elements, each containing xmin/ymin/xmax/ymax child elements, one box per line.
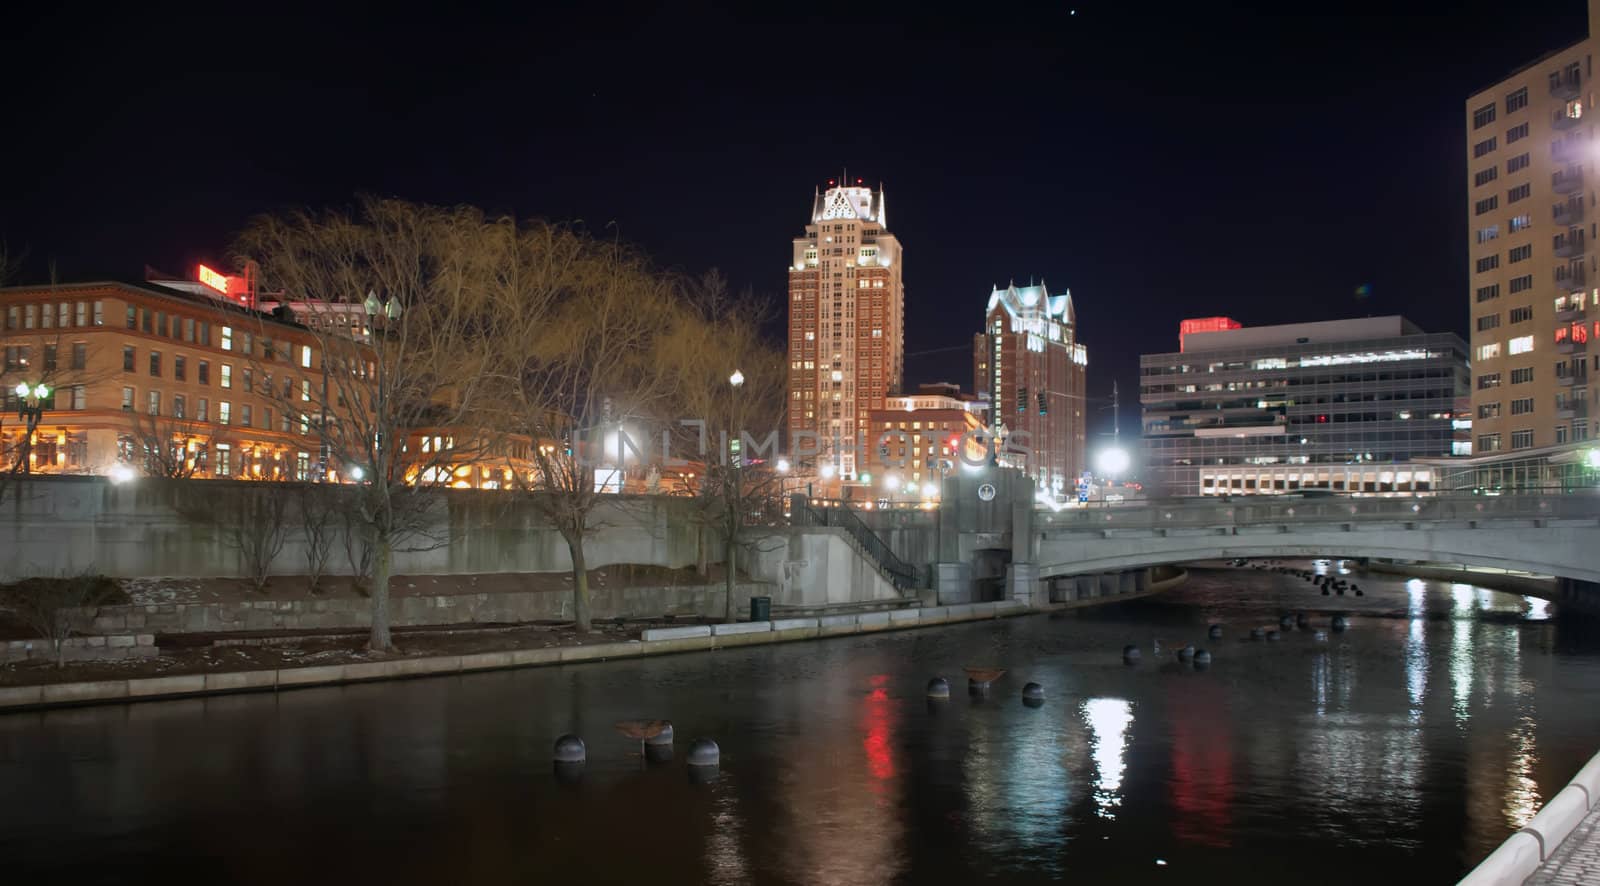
<box><xmin>816</xmin><ymin>504</ymin><xmax>921</xmax><ymax>590</ymax></box>
<box><xmin>1038</xmin><ymin>493</ymin><xmax>1600</xmax><ymax>534</ymax></box>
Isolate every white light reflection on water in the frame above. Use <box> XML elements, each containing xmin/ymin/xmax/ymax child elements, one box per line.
<box><xmin>704</xmin><ymin>779</ymin><xmax>749</xmax><ymax>885</ymax></box>
<box><xmin>1524</xmin><ymin>597</ymin><xmax>1552</xmax><ymax>621</ymax></box>
<box><xmin>1504</xmin><ymin>715</ymin><xmax>1541</xmax><ymax>828</ymax></box>
<box><xmin>1084</xmin><ymin>698</ymin><xmax>1133</xmax><ymax>820</ymax></box>
<box><xmin>1406</xmin><ymin>618</ymin><xmax>1428</xmax><ymax>716</ymax></box>
<box><xmin>1406</xmin><ymin>579</ymin><xmax>1426</xmax><ymax>617</ymax></box>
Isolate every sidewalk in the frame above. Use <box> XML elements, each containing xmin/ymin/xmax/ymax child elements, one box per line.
<box><xmin>1526</xmin><ymin>805</ymin><xmax>1600</xmax><ymax>885</ymax></box>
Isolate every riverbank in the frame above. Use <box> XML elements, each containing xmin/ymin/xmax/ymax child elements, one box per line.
<box><xmin>0</xmin><ymin>599</ymin><xmax>1036</xmax><ymax>712</ymax></box>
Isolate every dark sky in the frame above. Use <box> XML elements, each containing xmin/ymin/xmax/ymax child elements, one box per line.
<box><xmin>1</xmin><ymin>1</ymin><xmax>1588</xmax><ymax>441</ymax></box>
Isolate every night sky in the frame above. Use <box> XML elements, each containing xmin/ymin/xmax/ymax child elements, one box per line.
<box><xmin>1</xmin><ymin>2</ymin><xmax>1588</xmax><ymax>441</ymax></box>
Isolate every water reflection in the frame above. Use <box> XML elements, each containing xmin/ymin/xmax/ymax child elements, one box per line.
<box><xmin>1083</xmin><ymin>698</ymin><xmax>1132</xmax><ymax>820</ymax></box>
<box><xmin>1524</xmin><ymin>597</ymin><xmax>1552</xmax><ymax>621</ymax></box>
<box><xmin>3</xmin><ymin>563</ymin><xmax>1600</xmax><ymax>885</ymax></box>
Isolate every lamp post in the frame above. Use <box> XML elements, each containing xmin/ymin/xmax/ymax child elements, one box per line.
<box><xmin>13</xmin><ymin>381</ymin><xmax>51</xmax><ymax>475</ymax></box>
<box><xmin>725</xmin><ymin>369</ymin><xmax>745</xmax><ymax>621</ymax></box>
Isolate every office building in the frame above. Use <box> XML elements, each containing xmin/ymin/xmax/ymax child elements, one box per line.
<box><xmin>1139</xmin><ymin>316</ymin><xmax>1469</xmax><ymax>496</ymax></box>
<box><xmin>1466</xmin><ymin>0</ymin><xmax>1600</xmax><ymax>450</ymax></box>
<box><xmin>786</xmin><ymin>177</ymin><xmax>904</xmax><ymax>483</ymax></box>
<box><xmin>972</xmin><ymin>281</ymin><xmax>1088</xmax><ymax>497</ymax></box>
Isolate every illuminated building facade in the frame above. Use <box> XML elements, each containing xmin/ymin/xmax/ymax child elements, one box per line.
<box><xmin>863</xmin><ymin>384</ymin><xmax>989</xmax><ymax>501</ymax></box>
<box><xmin>786</xmin><ymin>177</ymin><xmax>904</xmax><ymax>483</ymax></box>
<box><xmin>0</xmin><ymin>270</ymin><xmax>534</xmax><ymax>488</ymax></box>
<box><xmin>1139</xmin><ymin>316</ymin><xmax>1468</xmax><ymax>496</ymax></box>
<box><xmin>1466</xmin><ymin>0</ymin><xmax>1600</xmax><ymax>450</ymax></box>
<box><xmin>972</xmin><ymin>281</ymin><xmax>1088</xmax><ymax>497</ymax></box>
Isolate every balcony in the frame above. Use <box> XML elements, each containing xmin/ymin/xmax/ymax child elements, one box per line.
<box><xmin>1554</xmin><ymin>200</ymin><xmax>1585</xmax><ymax>226</ymax></box>
<box><xmin>1556</xmin><ymin>337</ymin><xmax>1589</xmax><ymax>354</ymax></box>
<box><xmin>1556</xmin><ymin>373</ymin><xmax>1578</xmax><ymax>386</ymax></box>
<box><xmin>1555</xmin><ymin>304</ymin><xmax>1587</xmax><ymax>322</ymax></box>
<box><xmin>1555</xmin><ymin>263</ymin><xmax>1588</xmax><ymax>290</ymax></box>
<box><xmin>1554</xmin><ymin>168</ymin><xmax>1586</xmax><ymax>194</ymax></box>
<box><xmin>1552</xmin><ymin>72</ymin><xmax>1583</xmax><ymax>100</ymax></box>
<box><xmin>1554</xmin><ymin>107</ymin><xmax>1586</xmax><ymax>130</ymax></box>
<box><xmin>1555</xmin><ymin>398</ymin><xmax>1587</xmax><ymax>419</ymax></box>
<box><xmin>1554</xmin><ymin>139</ymin><xmax>1586</xmax><ymax>163</ymax></box>
<box><xmin>1555</xmin><ymin>231</ymin><xmax>1588</xmax><ymax>257</ymax></box>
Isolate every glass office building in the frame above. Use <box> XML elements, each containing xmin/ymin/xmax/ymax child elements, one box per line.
<box><xmin>1140</xmin><ymin>316</ymin><xmax>1470</xmax><ymax>496</ymax></box>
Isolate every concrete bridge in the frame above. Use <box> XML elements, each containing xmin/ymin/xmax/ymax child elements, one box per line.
<box><xmin>842</xmin><ymin>469</ymin><xmax>1600</xmax><ymax>607</ymax></box>
<box><xmin>1033</xmin><ymin>494</ymin><xmax>1600</xmax><ymax>586</ymax></box>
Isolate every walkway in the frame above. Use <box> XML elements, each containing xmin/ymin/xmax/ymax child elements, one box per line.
<box><xmin>1526</xmin><ymin>805</ymin><xmax>1600</xmax><ymax>885</ymax></box>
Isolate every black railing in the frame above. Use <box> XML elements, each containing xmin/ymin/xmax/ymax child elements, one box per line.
<box><xmin>801</xmin><ymin>502</ymin><xmax>921</xmax><ymax>591</ymax></box>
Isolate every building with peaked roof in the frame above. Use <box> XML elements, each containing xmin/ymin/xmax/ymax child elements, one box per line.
<box><xmin>972</xmin><ymin>280</ymin><xmax>1088</xmax><ymax>498</ymax></box>
<box><xmin>786</xmin><ymin>176</ymin><xmax>905</xmax><ymax>486</ymax></box>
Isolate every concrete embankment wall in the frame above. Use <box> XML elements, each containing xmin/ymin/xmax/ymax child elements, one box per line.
<box><xmin>0</xmin><ymin>600</ymin><xmax>1035</xmax><ymax>712</ymax></box>
<box><xmin>1</xmin><ymin>476</ymin><xmax>706</xmax><ymax>582</ymax></box>
<box><xmin>1459</xmin><ymin>748</ymin><xmax>1600</xmax><ymax>885</ymax></box>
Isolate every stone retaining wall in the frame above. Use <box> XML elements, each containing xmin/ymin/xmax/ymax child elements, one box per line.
<box><xmin>2</xmin><ymin>633</ymin><xmax>159</xmax><ymax>664</ymax></box>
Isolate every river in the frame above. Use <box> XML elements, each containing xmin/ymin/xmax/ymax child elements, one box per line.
<box><xmin>3</xmin><ymin>561</ymin><xmax>1599</xmax><ymax>885</ymax></box>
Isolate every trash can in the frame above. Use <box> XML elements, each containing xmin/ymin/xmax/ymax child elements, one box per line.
<box><xmin>749</xmin><ymin>596</ymin><xmax>772</xmax><ymax>622</ymax></box>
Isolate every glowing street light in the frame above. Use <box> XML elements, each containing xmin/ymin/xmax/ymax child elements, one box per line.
<box><xmin>729</xmin><ymin>369</ymin><xmax>745</xmax><ymax>387</ymax></box>
<box><xmin>819</xmin><ymin>463</ymin><xmax>837</xmax><ymax>479</ymax></box>
<box><xmin>1586</xmin><ymin>448</ymin><xmax>1600</xmax><ymax>469</ymax></box>
<box><xmin>1095</xmin><ymin>446</ymin><xmax>1131</xmax><ymax>478</ymax></box>
<box><xmin>884</xmin><ymin>473</ymin><xmax>901</xmax><ymax>492</ymax></box>
<box><xmin>776</xmin><ymin>458</ymin><xmax>791</xmax><ymax>473</ymax></box>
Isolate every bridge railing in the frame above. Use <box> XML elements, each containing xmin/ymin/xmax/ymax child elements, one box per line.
<box><xmin>1039</xmin><ymin>493</ymin><xmax>1600</xmax><ymax>532</ymax></box>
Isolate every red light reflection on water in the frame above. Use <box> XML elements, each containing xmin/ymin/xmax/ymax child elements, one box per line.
<box><xmin>861</xmin><ymin>675</ymin><xmax>896</xmax><ymax>783</ymax></box>
<box><xmin>1168</xmin><ymin>683</ymin><xmax>1234</xmax><ymax>847</ymax></box>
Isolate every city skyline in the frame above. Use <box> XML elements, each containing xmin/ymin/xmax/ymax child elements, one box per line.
<box><xmin>5</xmin><ymin>2</ymin><xmax>1592</xmax><ymax>446</ymax></box>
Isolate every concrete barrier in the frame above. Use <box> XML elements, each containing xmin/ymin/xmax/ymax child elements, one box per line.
<box><xmin>770</xmin><ymin>618</ymin><xmax>819</xmax><ymax>632</ymax></box>
<box><xmin>856</xmin><ymin>612</ymin><xmax>892</xmax><ymax>630</ymax></box>
<box><xmin>1519</xmin><ymin>785</ymin><xmax>1591</xmax><ymax>859</ymax></box>
<box><xmin>1460</xmin><ymin>748</ymin><xmax>1600</xmax><ymax>884</ymax></box>
<box><xmin>1457</xmin><ymin>832</ymin><xmax>1544</xmax><ymax>886</ymax></box>
<box><xmin>888</xmin><ymin>609</ymin><xmax>921</xmax><ymax>624</ymax></box>
<box><xmin>711</xmin><ymin>622</ymin><xmax>772</xmax><ymax>636</ymax></box>
<box><xmin>640</xmin><ymin>625</ymin><xmax>712</xmax><ymax>642</ymax></box>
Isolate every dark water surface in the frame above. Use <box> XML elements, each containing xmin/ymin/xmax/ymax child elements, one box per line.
<box><xmin>4</xmin><ymin>562</ymin><xmax>1600</xmax><ymax>885</ymax></box>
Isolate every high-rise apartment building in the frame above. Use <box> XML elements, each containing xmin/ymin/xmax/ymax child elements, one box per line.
<box><xmin>1466</xmin><ymin>1</ymin><xmax>1600</xmax><ymax>451</ymax></box>
<box><xmin>786</xmin><ymin>178</ymin><xmax>904</xmax><ymax>481</ymax></box>
<box><xmin>1140</xmin><ymin>317</ymin><xmax>1468</xmax><ymax>497</ymax></box>
<box><xmin>972</xmin><ymin>281</ymin><xmax>1088</xmax><ymax>497</ymax></box>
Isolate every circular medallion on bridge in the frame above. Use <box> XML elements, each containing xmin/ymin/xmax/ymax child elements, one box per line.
<box><xmin>978</xmin><ymin>483</ymin><xmax>997</xmax><ymax>502</ymax></box>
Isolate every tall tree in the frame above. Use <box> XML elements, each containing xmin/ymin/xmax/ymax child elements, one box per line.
<box><xmin>232</xmin><ymin>197</ymin><xmax>509</xmax><ymax>651</ymax></box>
<box><xmin>492</xmin><ymin>233</ymin><xmax>684</xmax><ymax>633</ymax></box>
<box><xmin>665</xmin><ymin>274</ymin><xmax>788</xmax><ymax>621</ymax></box>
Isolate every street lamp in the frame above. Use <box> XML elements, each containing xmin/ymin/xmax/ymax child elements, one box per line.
<box><xmin>12</xmin><ymin>381</ymin><xmax>51</xmax><ymax>475</ymax></box>
<box><xmin>1095</xmin><ymin>446</ymin><xmax>1130</xmax><ymax>504</ymax></box>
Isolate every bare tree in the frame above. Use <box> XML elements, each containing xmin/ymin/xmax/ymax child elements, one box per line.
<box><xmin>0</xmin><ymin>572</ymin><xmax>122</xmax><ymax>667</ymax></box>
<box><xmin>232</xmin><ymin>197</ymin><xmax>513</xmax><ymax>650</ymax></box>
<box><xmin>123</xmin><ymin>410</ymin><xmax>227</xmax><ymax>479</ymax></box>
<box><xmin>664</xmin><ymin>275</ymin><xmax>789</xmax><ymax>621</ymax></box>
<box><xmin>492</xmin><ymin>231</ymin><xmax>686</xmax><ymax>633</ymax></box>
<box><xmin>297</xmin><ymin>483</ymin><xmax>339</xmax><ymax>591</ymax></box>
<box><xmin>176</xmin><ymin>481</ymin><xmax>291</xmax><ymax>592</ymax></box>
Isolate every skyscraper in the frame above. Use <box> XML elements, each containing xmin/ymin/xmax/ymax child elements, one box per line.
<box><xmin>786</xmin><ymin>178</ymin><xmax>904</xmax><ymax>482</ymax></box>
<box><xmin>972</xmin><ymin>281</ymin><xmax>1088</xmax><ymax>497</ymax></box>
<box><xmin>1466</xmin><ymin>0</ymin><xmax>1600</xmax><ymax>452</ymax></box>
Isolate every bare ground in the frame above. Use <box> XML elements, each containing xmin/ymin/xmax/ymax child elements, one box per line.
<box><xmin>0</xmin><ymin>620</ymin><xmax>664</xmax><ymax>687</ymax></box>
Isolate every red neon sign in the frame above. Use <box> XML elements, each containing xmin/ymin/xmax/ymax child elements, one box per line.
<box><xmin>198</xmin><ymin>264</ymin><xmax>230</xmax><ymax>294</ymax></box>
<box><xmin>1179</xmin><ymin>316</ymin><xmax>1241</xmax><ymax>352</ymax></box>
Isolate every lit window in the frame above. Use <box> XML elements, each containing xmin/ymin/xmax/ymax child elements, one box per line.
<box><xmin>220</xmin><ymin>326</ymin><xmax>233</xmax><ymax>351</ymax></box>
<box><xmin>1509</xmin><ymin>335</ymin><xmax>1534</xmax><ymax>355</ymax></box>
<box><xmin>301</xmin><ymin>345</ymin><xmax>312</xmax><ymax>368</ymax></box>
<box><xmin>1476</xmin><ymin>342</ymin><xmax>1501</xmax><ymax>360</ymax></box>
